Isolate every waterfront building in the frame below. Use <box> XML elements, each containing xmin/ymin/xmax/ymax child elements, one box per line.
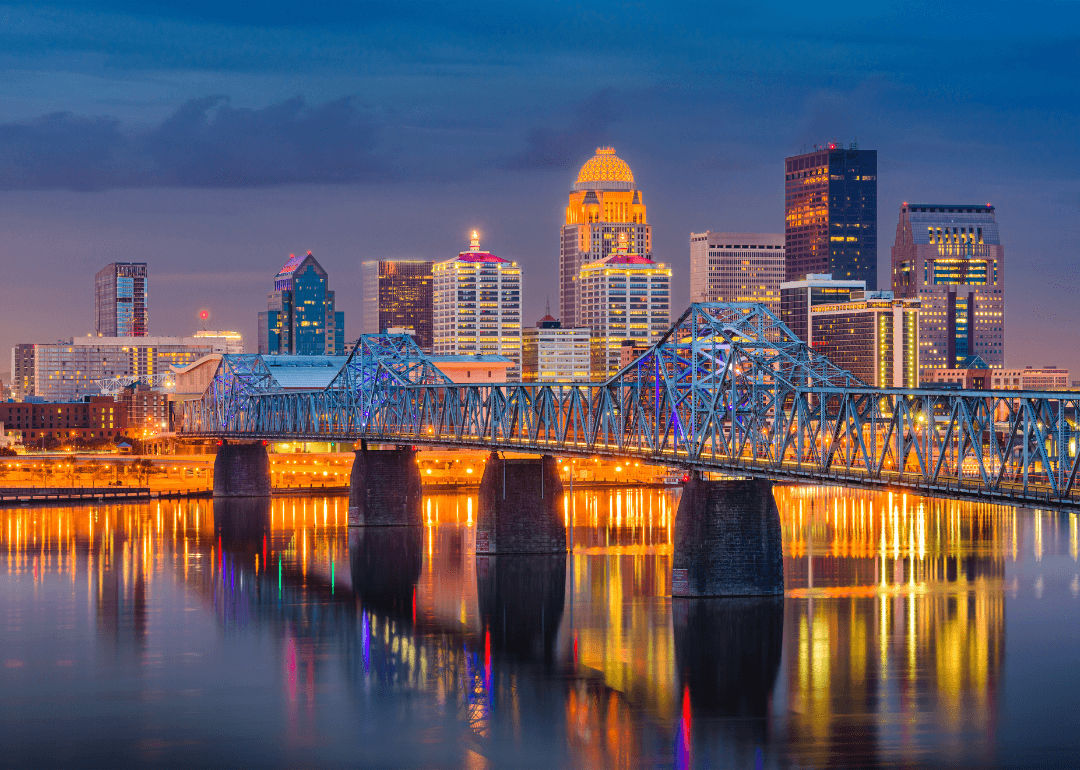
<box><xmin>117</xmin><ymin>382</ymin><xmax>170</xmax><ymax>436</ymax></box>
<box><xmin>784</xmin><ymin>144</ymin><xmax>877</xmax><ymax>288</ymax></box>
<box><xmin>360</xmin><ymin>259</ymin><xmax>434</xmax><ymax>351</ymax></box>
<box><xmin>193</xmin><ymin>330</ymin><xmax>244</xmax><ymax>354</ymax></box>
<box><xmin>430</xmin><ymin>355</ymin><xmax>515</xmax><ymax>383</ymax></box>
<box><xmin>433</xmin><ymin>232</ymin><xmax>522</xmax><ymax>379</ymax></box>
<box><xmin>689</xmin><ymin>231</ymin><xmax>785</xmax><ymax>315</ymax></box>
<box><xmin>258</xmin><ymin>252</ymin><xmax>345</xmax><ymax>356</ymax></box>
<box><xmin>95</xmin><ymin>262</ymin><xmax>149</xmax><ymax>337</ymax></box>
<box><xmin>779</xmin><ymin>274</ymin><xmax>866</xmax><ymax>344</ymax></box>
<box><xmin>810</xmin><ymin>291</ymin><xmax>920</xmax><ymax>388</ymax></box>
<box><xmin>0</xmin><ymin>396</ymin><xmax>124</xmax><ymax>444</ymax></box>
<box><xmin>10</xmin><ymin>343</ymin><xmax>36</xmax><ymax>399</ymax></box>
<box><xmin>560</xmin><ymin>147</ymin><xmax>651</xmax><ymax>327</ymax></box>
<box><xmin>578</xmin><ymin>232</ymin><xmax>670</xmax><ymax>380</ymax></box>
<box><xmin>522</xmin><ymin>313</ymin><xmax>591</xmax><ymax>382</ymax></box>
<box><xmin>890</xmin><ymin>203</ymin><xmax>1005</xmax><ymax>376</ymax></box>
<box><xmin>924</xmin><ymin>361</ymin><xmax>1068</xmax><ymax>391</ymax></box>
<box><xmin>27</xmin><ymin>335</ymin><xmax>241</xmax><ymax>401</ymax></box>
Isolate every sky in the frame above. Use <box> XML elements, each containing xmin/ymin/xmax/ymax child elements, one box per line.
<box><xmin>1</xmin><ymin>0</ymin><xmax>1078</xmax><ymax>375</ymax></box>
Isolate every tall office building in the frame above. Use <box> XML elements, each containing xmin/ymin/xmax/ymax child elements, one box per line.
<box><xmin>891</xmin><ymin>203</ymin><xmax>1005</xmax><ymax>375</ymax></box>
<box><xmin>433</xmin><ymin>232</ymin><xmax>522</xmax><ymax>379</ymax></box>
<box><xmin>579</xmin><ymin>232</ymin><xmax>670</xmax><ymax>379</ymax></box>
<box><xmin>10</xmin><ymin>344</ymin><xmax>36</xmax><ymax>399</ymax></box>
<box><xmin>95</xmin><ymin>262</ymin><xmax>148</xmax><ymax>337</ymax></box>
<box><xmin>522</xmin><ymin>312</ymin><xmax>591</xmax><ymax>383</ymax></box>
<box><xmin>360</xmin><ymin>260</ymin><xmax>434</xmax><ymax>351</ymax></box>
<box><xmin>810</xmin><ymin>291</ymin><xmax>920</xmax><ymax>388</ymax></box>
<box><xmin>689</xmin><ymin>232</ymin><xmax>785</xmax><ymax>315</ymax></box>
<box><xmin>258</xmin><ymin>252</ymin><xmax>345</xmax><ymax>356</ymax></box>
<box><xmin>560</xmin><ymin>147</ymin><xmax>651</xmax><ymax>327</ymax></box>
<box><xmin>784</xmin><ymin>144</ymin><xmax>877</xmax><ymax>288</ymax></box>
<box><xmin>780</xmin><ymin>274</ymin><xmax>866</xmax><ymax>344</ymax></box>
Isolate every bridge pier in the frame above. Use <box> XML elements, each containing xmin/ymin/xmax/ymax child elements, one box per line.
<box><xmin>347</xmin><ymin>444</ymin><xmax>422</xmax><ymax>526</ymax></box>
<box><xmin>672</xmin><ymin>476</ymin><xmax>783</xmax><ymax>597</ymax></box>
<box><xmin>476</xmin><ymin>452</ymin><xmax>566</xmax><ymax>554</ymax></box>
<box><xmin>212</xmin><ymin>441</ymin><xmax>271</xmax><ymax>498</ymax></box>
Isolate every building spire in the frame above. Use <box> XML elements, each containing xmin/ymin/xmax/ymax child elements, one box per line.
<box><xmin>470</xmin><ymin>230</ymin><xmax>481</xmax><ymax>251</ymax></box>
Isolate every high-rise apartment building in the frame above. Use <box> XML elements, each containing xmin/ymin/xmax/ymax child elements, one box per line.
<box><xmin>433</xmin><ymin>233</ymin><xmax>522</xmax><ymax>379</ymax></box>
<box><xmin>810</xmin><ymin>291</ymin><xmax>920</xmax><ymax>387</ymax></box>
<box><xmin>95</xmin><ymin>262</ymin><xmax>148</xmax><ymax>337</ymax></box>
<box><xmin>10</xmin><ymin>344</ymin><xmax>36</xmax><ymax>399</ymax></box>
<box><xmin>560</xmin><ymin>147</ymin><xmax>650</xmax><ymax>327</ymax></box>
<box><xmin>578</xmin><ymin>232</ymin><xmax>670</xmax><ymax>380</ymax></box>
<box><xmin>891</xmin><ymin>203</ymin><xmax>1005</xmax><ymax>376</ymax></box>
<box><xmin>689</xmin><ymin>232</ymin><xmax>785</xmax><ymax>315</ymax></box>
<box><xmin>780</xmin><ymin>274</ymin><xmax>866</xmax><ymax>344</ymax></box>
<box><xmin>360</xmin><ymin>260</ymin><xmax>434</xmax><ymax>351</ymax></box>
<box><xmin>522</xmin><ymin>313</ymin><xmax>591</xmax><ymax>383</ymax></box>
<box><xmin>258</xmin><ymin>252</ymin><xmax>345</xmax><ymax>356</ymax></box>
<box><xmin>784</xmin><ymin>144</ymin><xmax>877</xmax><ymax>288</ymax></box>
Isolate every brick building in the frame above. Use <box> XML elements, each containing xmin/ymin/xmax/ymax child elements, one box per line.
<box><xmin>0</xmin><ymin>396</ymin><xmax>125</xmax><ymax>444</ymax></box>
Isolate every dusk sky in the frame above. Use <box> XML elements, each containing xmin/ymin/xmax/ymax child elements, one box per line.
<box><xmin>2</xmin><ymin>1</ymin><xmax>1078</xmax><ymax>373</ymax></box>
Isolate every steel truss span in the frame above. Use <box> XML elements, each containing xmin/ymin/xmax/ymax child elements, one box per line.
<box><xmin>180</xmin><ymin>303</ymin><xmax>1080</xmax><ymax>509</ymax></box>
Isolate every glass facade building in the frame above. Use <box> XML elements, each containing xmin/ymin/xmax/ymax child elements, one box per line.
<box><xmin>560</xmin><ymin>147</ymin><xmax>651</xmax><ymax>327</ymax></box>
<box><xmin>689</xmin><ymin>232</ymin><xmax>785</xmax><ymax>316</ymax></box>
<box><xmin>360</xmin><ymin>260</ymin><xmax>434</xmax><ymax>351</ymax></box>
<box><xmin>433</xmin><ymin>234</ymin><xmax>522</xmax><ymax>380</ymax></box>
<box><xmin>779</xmin><ymin>274</ymin><xmax>866</xmax><ymax>344</ymax></box>
<box><xmin>522</xmin><ymin>315</ymin><xmax>591</xmax><ymax>383</ymax></box>
<box><xmin>890</xmin><ymin>203</ymin><xmax>1005</xmax><ymax>376</ymax></box>
<box><xmin>810</xmin><ymin>293</ymin><xmax>920</xmax><ymax>388</ymax></box>
<box><xmin>258</xmin><ymin>252</ymin><xmax>345</xmax><ymax>356</ymax></box>
<box><xmin>784</xmin><ymin>145</ymin><xmax>877</xmax><ymax>289</ymax></box>
<box><xmin>95</xmin><ymin>262</ymin><xmax>148</xmax><ymax>337</ymax></box>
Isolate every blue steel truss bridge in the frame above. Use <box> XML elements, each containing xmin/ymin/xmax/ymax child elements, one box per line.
<box><xmin>179</xmin><ymin>303</ymin><xmax>1080</xmax><ymax>510</ymax></box>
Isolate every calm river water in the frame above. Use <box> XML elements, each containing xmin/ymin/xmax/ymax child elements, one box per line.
<box><xmin>1</xmin><ymin>486</ymin><xmax>1079</xmax><ymax>766</ymax></box>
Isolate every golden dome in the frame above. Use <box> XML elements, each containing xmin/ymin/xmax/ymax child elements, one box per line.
<box><xmin>574</xmin><ymin>146</ymin><xmax>634</xmax><ymax>190</ymax></box>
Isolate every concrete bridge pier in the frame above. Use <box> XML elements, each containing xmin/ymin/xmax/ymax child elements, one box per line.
<box><xmin>671</xmin><ymin>476</ymin><xmax>783</xmax><ymax>597</ymax></box>
<box><xmin>213</xmin><ymin>440</ymin><xmax>271</xmax><ymax>498</ymax></box>
<box><xmin>348</xmin><ymin>443</ymin><xmax>422</xmax><ymax>526</ymax></box>
<box><xmin>476</xmin><ymin>452</ymin><xmax>566</xmax><ymax>554</ymax></box>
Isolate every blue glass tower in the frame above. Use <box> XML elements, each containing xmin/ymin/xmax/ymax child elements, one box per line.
<box><xmin>258</xmin><ymin>252</ymin><xmax>345</xmax><ymax>355</ymax></box>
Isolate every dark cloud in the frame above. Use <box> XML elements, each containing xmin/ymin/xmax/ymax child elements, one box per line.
<box><xmin>502</xmin><ymin>90</ymin><xmax>620</xmax><ymax>171</ymax></box>
<box><xmin>0</xmin><ymin>96</ymin><xmax>389</xmax><ymax>190</ymax></box>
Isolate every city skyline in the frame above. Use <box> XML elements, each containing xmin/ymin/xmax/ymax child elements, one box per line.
<box><xmin>0</xmin><ymin>2</ymin><xmax>1077</xmax><ymax>374</ymax></box>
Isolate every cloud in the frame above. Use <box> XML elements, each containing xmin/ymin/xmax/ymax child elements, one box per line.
<box><xmin>502</xmin><ymin>89</ymin><xmax>620</xmax><ymax>171</ymax></box>
<box><xmin>0</xmin><ymin>95</ymin><xmax>389</xmax><ymax>190</ymax></box>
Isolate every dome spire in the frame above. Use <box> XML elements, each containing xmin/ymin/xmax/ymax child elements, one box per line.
<box><xmin>574</xmin><ymin>146</ymin><xmax>635</xmax><ymax>191</ymax></box>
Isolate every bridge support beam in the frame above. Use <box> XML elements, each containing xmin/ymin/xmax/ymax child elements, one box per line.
<box><xmin>348</xmin><ymin>444</ymin><xmax>422</xmax><ymax>526</ymax></box>
<box><xmin>672</xmin><ymin>476</ymin><xmax>783</xmax><ymax>597</ymax></box>
<box><xmin>477</xmin><ymin>453</ymin><xmax>566</xmax><ymax>554</ymax></box>
<box><xmin>212</xmin><ymin>441</ymin><xmax>271</xmax><ymax>498</ymax></box>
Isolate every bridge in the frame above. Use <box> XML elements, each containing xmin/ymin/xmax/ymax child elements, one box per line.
<box><xmin>178</xmin><ymin>303</ymin><xmax>1080</xmax><ymax>594</ymax></box>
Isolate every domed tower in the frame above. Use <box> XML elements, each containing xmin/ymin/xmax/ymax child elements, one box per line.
<box><xmin>559</xmin><ymin>147</ymin><xmax>651</xmax><ymax>327</ymax></box>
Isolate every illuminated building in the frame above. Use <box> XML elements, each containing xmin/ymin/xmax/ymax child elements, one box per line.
<box><xmin>192</xmin><ymin>329</ymin><xmax>244</xmax><ymax>354</ymax></box>
<box><xmin>689</xmin><ymin>231</ymin><xmax>785</xmax><ymax>315</ymax></box>
<box><xmin>784</xmin><ymin>144</ymin><xmax>877</xmax><ymax>288</ymax></box>
<box><xmin>95</xmin><ymin>262</ymin><xmax>148</xmax><ymax>337</ymax></box>
<box><xmin>891</xmin><ymin>203</ymin><xmax>1005</xmax><ymax>375</ymax></box>
<box><xmin>779</xmin><ymin>274</ymin><xmax>865</xmax><ymax>344</ymax></box>
<box><xmin>522</xmin><ymin>312</ymin><xmax>591</xmax><ymax>382</ymax></box>
<box><xmin>10</xmin><ymin>343</ymin><xmax>35</xmax><ymax>399</ymax></box>
<box><xmin>117</xmin><ymin>382</ymin><xmax>170</xmax><ymax>435</ymax></box>
<box><xmin>560</xmin><ymin>147</ymin><xmax>650</xmax><ymax>327</ymax></box>
<box><xmin>27</xmin><ymin>335</ymin><xmax>240</xmax><ymax>401</ymax></box>
<box><xmin>433</xmin><ymin>232</ymin><xmax>522</xmax><ymax>379</ymax></box>
<box><xmin>258</xmin><ymin>251</ymin><xmax>345</xmax><ymax>356</ymax></box>
<box><xmin>810</xmin><ymin>291</ymin><xmax>920</xmax><ymax>387</ymax></box>
<box><xmin>429</xmin><ymin>355</ymin><xmax>515</xmax><ymax>383</ymax></box>
<box><xmin>924</xmin><ymin>361</ymin><xmax>1069</xmax><ymax>390</ymax></box>
<box><xmin>0</xmin><ymin>396</ymin><xmax>124</xmax><ymax>443</ymax></box>
<box><xmin>360</xmin><ymin>259</ymin><xmax>434</xmax><ymax>351</ymax></box>
<box><xmin>578</xmin><ymin>232</ymin><xmax>670</xmax><ymax>379</ymax></box>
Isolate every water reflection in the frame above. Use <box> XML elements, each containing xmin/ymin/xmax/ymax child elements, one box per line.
<box><xmin>0</xmin><ymin>487</ymin><xmax>1077</xmax><ymax>764</ymax></box>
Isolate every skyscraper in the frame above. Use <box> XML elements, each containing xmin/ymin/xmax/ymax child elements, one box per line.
<box><xmin>95</xmin><ymin>262</ymin><xmax>148</xmax><ymax>337</ymax></box>
<box><xmin>258</xmin><ymin>251</ymin><xmax>345</xmax><ymax>356</ymax></box>
<box><xmin>522</xmin><ymin>311</ymin><xmax>591</xmax><ymax>383</ymax></box>
<box><xmin>578</xmin><ymin>232</ymin><xmax>670</xmax><ymax>379</ymax></box>
<box><xmin>784</xmin><ymin>144</ymin><xmax>877</xmax><ymax>288</ymax></box>
<box><xmin>360</xmin><ymin>260</ymin><xmax>434</xmax><ymax>351</ymax></box>
<box><xmin>433</xmin><ymin>232</ymin><xmax>522</xmax><ymax>379</ymax></box>
<box><xmin>890</xmin><ymin>203</ymin><xmax>1005</xmax><ymax>374</ymax></box>
<box><xmin>779</xmin><ymin>274</ymin><xmax>866</xmax><ymax>344</ymax></box>
<box><xmin>560</xmin><ymin>147</ymin><xmax>650</xmax><ymax>327</ymax></box>
<box><xmin>689</xmin><ymin>232</ymin><xmax>785</xmax><ymax>315</ymax></box>
<box><xmin>810</xmin><ymin>291</ymin><xmax>920</xmax><ymax>388</ymax></box>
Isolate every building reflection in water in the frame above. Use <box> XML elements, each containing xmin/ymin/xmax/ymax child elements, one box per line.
<box><xmin>1</xmin><ymin>484</ymin><xmax>1072</xmax><ymax>765</ymax></box>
